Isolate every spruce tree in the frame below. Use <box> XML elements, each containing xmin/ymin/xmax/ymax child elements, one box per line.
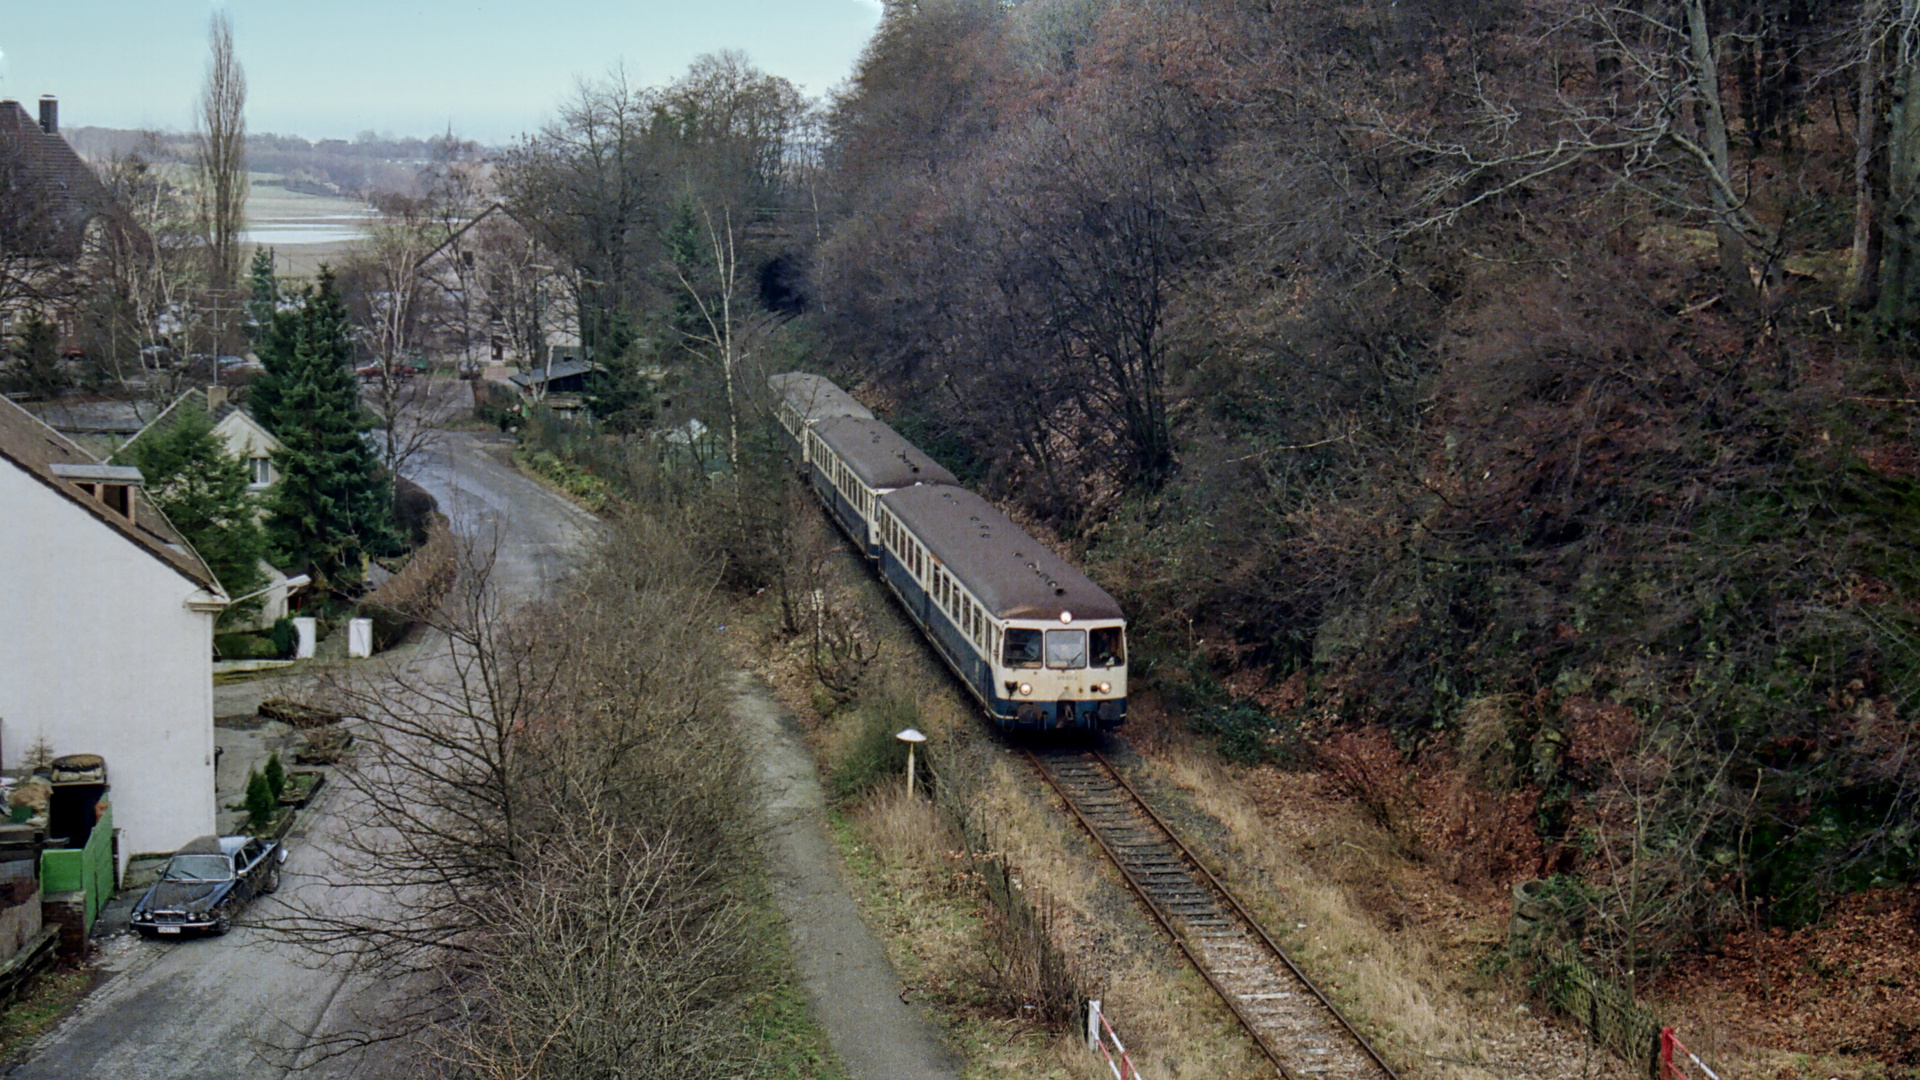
<box><xmin>245</xmin><ymin>769</ymin><xmax>277</xmax><ymax>831</ymax></box>
<box><xmin>11</xmin><ymin>310</ymin><xmax>66</xmax><ymax>399</ymax></box>
<box><xmin>263</xmin><ymin>752</ymin><xmax>286</xmax><ymax>801</ymax></box>
<box><xmin>265</xmin><ymin>267</ymin><xmax>396</xmax><ymax>591</ymax></box>
<box><xmin>244</xmin><ymin>246</ymin><xmax>279</xmax><ymax>345</ymax></box>
<box><xmin>119</xmin><ymin>404</ymin><xmax>267</xmax><ymax>625</ymax></box>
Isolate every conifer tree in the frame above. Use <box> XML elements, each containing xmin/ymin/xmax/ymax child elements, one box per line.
<box><xmin>245</xmin><ymin>246</ymin><xmax>278</xmax><ymax>345</ymax></box>
<box><xmin>120</xmin><ymin>404</ymin><xmax>267</xmax><ymax>624</ymax></box>
<box><xmin>11</xmin><ymin>311</ymin><xmax>66</xmax><ymax>399</ymax></box>
<box><xmin>264</xmin><ymin>267</ymin><xmax>396</xmax><ymax>591</ymax></box>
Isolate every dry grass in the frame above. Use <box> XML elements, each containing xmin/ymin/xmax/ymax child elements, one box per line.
<box><xmin>1140</xmin><ymin>744</ymin><xmax>1636</xmax><ymax>1080</ymax></box>
<box><xmin>742</xmin><ymin>528</ymin><xmax>1271</xmax><ymax>1080</ymax></box>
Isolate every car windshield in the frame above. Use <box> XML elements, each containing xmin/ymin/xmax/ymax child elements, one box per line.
<box><xmin>161</xmin><ymin>854</ymin><xmax>233</xmax><ymax>882</ymax></box>
<box><xmin>1046</xmin><ymin>629</ymin><xmax>1087</xmax><ymax>670</ymax></box>
<box><xmin>1004</xmin><ymin>628</ymin><xmax>1043</xmax><ymax>669</ymax></box>
<box><xmin>1091</xmin><ymin>627</ymin><xmax>1125</xmax><ymax>667</ymax></box>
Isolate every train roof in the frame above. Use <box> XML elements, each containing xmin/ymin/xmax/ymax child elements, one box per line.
<box><xmin>814</xmin><ymin>417</ymin><xmax>959</xmax><ymax>491</ymax></box>
<box><xmin>769</xmin><ymin>372</ymin><xmax>874</xmax><ymax>424</ymax></box>
<box><xmin>881</xmin><ymin>484</ymin><xmax>1124</xmax><ymax>623</ymax></box>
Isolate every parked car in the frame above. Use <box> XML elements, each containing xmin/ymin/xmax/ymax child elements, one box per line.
<box><xmin>130</xmin><ymin>834</ymin><xmax>286</xmax><ymax>938</ymax></box>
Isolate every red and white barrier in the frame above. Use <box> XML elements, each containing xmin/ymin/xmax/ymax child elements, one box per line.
<box><xmin>1660</xmin><ymin>1028</ymin><xmax>1721</xmax><ymax>1080</ymax></box>
<box><xmin>1086</xmin><ymin>1000</ymin><xmax>1147</xmax><ymax>1080</ymax></box>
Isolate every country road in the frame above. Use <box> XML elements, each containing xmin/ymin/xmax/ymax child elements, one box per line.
<box><xmin>8</xmin><ymin>430</ymin><xmax>599</xmax><ymax>1080</ymax></box>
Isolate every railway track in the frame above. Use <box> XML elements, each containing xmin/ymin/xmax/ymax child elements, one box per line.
<box><xmin>1027</xmin><ymin>748</ymin><xmax>1401</xmax><ymax>1080</ymax></box>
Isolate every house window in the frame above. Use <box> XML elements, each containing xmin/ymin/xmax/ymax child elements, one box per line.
<box><xmin>250</xmin><ymin>456</ymin><xmax>272</xmax><ymax>487</ymax></box>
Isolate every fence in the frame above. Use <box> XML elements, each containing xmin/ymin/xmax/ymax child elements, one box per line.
<box><xmin>1086</xmin><ymin>1000</ymin><xmax>1146</xmax><ymax>1080</ymax></box>
<box><xmin>1524</xmin><ymin>940</ymin><xmax>1667</xmax><ymax>1077</ymax></box>
<box><xmin>40</xmin><ymin>804</ymin><xmax>114</xmax><ymax>928</ymax></box>
<box><xmin>1658</xmin><ymin>1028</ymin><xmax>1721</xmax><ymax>1080</ymax></box>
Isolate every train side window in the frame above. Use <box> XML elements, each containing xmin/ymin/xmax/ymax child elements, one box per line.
<box><xmin>1091</xmin><ymin>627</ymin><xmax>1126</xmax><ymax>667</ymax></box>
<box><xmin>1004</xmin><ymin>628</ymin><xmax>1043</xmax><ymax>668</ymax></box>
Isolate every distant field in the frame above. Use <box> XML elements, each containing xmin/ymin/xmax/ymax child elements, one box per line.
<box><xmin>243</xmin><ymin>175</ymin><xmax>375</xmax><ymax>281</ymax></box>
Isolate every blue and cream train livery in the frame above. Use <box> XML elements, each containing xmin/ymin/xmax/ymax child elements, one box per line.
<box><xmin>772</xmin><ymin>373</ymin><xmax>1128</xmax><ymax>732</ymax></box>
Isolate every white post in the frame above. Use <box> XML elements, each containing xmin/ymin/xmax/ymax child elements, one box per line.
<box><xmin>896</xmin><ymin>728</ymin><xmax>927</xmax><ymax>799</ymax></box>
<box><xmin>347</xmin><ymin>618</ymin><xmax>373</xmax><ymax>658</ymax></box>
<box><xmin>1087</xmin><ymin>999</ymin><xmax>1101</xmax><ymax>1051</ymax></box>
<box><xmin>292</xmin><ymin>617</ymin><xmax>317</xmax><ymax>660</ymax></box>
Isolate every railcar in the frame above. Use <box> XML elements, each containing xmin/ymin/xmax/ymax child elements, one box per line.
<box><xmin>769</xmin><ymin>372</ymin><xmax>873</xmax><ymax>467</ymax></box>
<box><xmin>875</xmin><ymin>484</ymin><xmax>1127</xmax><ymax>731</ymax></box>
<box><xmin>804</xmin><ymin>416</ymin><xmax>958</xmax><ymax>559</ymax></box>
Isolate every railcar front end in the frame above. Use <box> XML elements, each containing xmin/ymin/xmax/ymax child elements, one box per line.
<box><xmin>989</xmin><ymin>618</ymin><xmax>1127</xmax><ymax>731</ymax></box>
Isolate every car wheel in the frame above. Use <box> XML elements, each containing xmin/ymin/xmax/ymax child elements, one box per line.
<box><xmin>263</xmin><ymin>865</ymin><xmax>281</xmax><ymax>894</ymax></box>
<box><xmin>212</xmin><ymin>907</ymin><xmax>234</xmax><ymax>936</ymax></box>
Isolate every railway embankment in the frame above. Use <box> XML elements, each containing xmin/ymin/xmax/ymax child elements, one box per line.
<box><xmin>739</xmin><ymin>495</ymin><xmax>1649</xmax><ymax>1080</ymax></box>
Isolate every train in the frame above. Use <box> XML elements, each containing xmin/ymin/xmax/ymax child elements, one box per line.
<box><xmin>772</xmin><ymin>371</ymin><xmax>1128</xmax><ymax>731</ymax></box>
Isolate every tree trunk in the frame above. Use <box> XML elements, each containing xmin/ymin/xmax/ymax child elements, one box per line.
<box><xmin>1878</xmin><ymin>1</ymin><xmax>1920</xmax><ymax>323</ymax></box>
<box><xmin>1850</xmin><ymin>0</ymin><xmax>1890</xmax><ymax>310</ymax></box>
<box><xmin>1686</xmin><ymin>0</ymin><xmax>1758</xmax><ymax>309</ymax></box>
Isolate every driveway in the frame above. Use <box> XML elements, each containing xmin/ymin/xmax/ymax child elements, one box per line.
<box><xmin>8</xmin><ymin>431</ymin><xmax>595</xmax><ymax>1079</ymax></box>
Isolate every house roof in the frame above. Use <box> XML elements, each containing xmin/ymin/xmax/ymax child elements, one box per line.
<box><xmin>509</xmin><ymin>359</ymin><xmax>596</xmax><ymax>389</ymax></box>
<box><xmin>880</xmin><ymin>484</ymin><xmax>1124</xmax><ymax>624</ymax></box>
<box><xmin>0</xmin><ymin>100</ymin><xmax>114</xmax><ymax>259</ymax></box>
<box><xmin>0</xmin><ymin>395</ymin><xmax>223</xmax><ymax>595</ymax></box>
<box><xmin>23</xmin><ymin>398</ymin><xmax>165</xmax><ymax>437</ymax></box>
<box><xmin>417</xmin><ymin>202</ymin><xmax>524</xmax><ymax>271</ymax></box>
<box><xmin>120</xmin><ymin>388</ymin><xmax>280</xmax><ymax>458</ymax></box>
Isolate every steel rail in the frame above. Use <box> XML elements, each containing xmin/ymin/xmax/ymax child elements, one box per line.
<box><xmin>1090</xmin><ymin>750</ymin><xmax>1404</xmax><ymax>1080</ymax></box>
<box><xmin>1026</xmin><ymin>748</ymin><xmax>1403</xmax><ymax>1080</ymax></box>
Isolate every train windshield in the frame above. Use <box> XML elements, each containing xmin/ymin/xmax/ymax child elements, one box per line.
<box><xmin>1046</xmin><ymin>629</ymin><xmax>1087</xmax><ymax>669</ymax></box>
<box><xmin>1004</xmin><ymin>628</ymin><xmax>1043</xmax><ymax>668</ymax></box>
<box><xmin>1090</xmin><ymin>627</ymin><xmax>1125</xmax><ymax>667</ymax></box>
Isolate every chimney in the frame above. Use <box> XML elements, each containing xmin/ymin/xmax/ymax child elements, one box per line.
<box><xmin>206</xmin><ymin>385</ymin><xmax>228</xmax><ymax>412</ymax></box>
<box><xmin>37</xmin><ymin>96</ymin><xmax>57</xmax><ymax>136</ymax></box>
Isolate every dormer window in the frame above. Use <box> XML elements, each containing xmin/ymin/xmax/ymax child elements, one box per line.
<box><xmin>49</xmin><ymin>462</ymin><xmax>144</xmax><ymax>524</ymax></box>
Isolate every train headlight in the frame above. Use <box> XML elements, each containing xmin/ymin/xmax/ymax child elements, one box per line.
<box><xmin>1018</xmin><ymin>682</ymin><xmax>1033</xmax><ymax>697</ymax></box>
<box><xmin>1095</xmin><ymin>681</ymin><xmax>1111</xmax><ymax>695</ymax></box>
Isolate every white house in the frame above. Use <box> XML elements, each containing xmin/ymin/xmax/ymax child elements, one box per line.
<box><xmin>0</xmin><ymin>396</ymin><xmax>225</xmax><ymax>873</ymax></box>
<box><xmin>120</xmin><ymin>387</ymin><xmax>293</xmax><ymax>629</ymax></box>
<box><xmin>125</xmin><ymin>386</ymin><xmax>283</xmax><ymax>492</ymax></box>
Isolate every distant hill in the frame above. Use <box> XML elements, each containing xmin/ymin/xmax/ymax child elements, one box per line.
<box><xmin>63</xmin><ymin>126</ymin><xmax>488</xmax><ymax>198</ymax></box>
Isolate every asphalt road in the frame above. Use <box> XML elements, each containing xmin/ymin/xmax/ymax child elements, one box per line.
<box><xmin>9</xmin><ymin>430</ymin><xmax>598</xmax><ymax>1080</ymax></box>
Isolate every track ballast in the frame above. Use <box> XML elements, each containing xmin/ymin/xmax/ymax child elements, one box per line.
<box><xmin>1026</xmin><ymin>748</ymin><xmax>1401</xmax><ymax>1080</ymax></box>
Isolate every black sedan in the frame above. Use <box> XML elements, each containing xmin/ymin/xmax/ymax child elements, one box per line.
<box><xmin>130</xmin><ymin>835</ymin><xmax>285</xmax><ymax>938</ymax></box>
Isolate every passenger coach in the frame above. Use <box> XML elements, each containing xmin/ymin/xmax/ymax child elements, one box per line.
<box><xmin>770</xmin><ymin>372</ymin><xmax>873</xmax><ymax>467</ymax></box>
<box><xmin>806</xmin><ymin>417</ymin><xmax>957</xmax><ymax>559</ymax></box>
<box><xmin>874</xmin><ymin>484</ymin><xmax>1127</xmax><ymax>731</ymax></box>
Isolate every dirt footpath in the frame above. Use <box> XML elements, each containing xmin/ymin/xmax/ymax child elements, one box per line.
<box><xmin>733</xmin><ymin>672</ymin><xmax>963</xmax><ymax>1080</ymax></box>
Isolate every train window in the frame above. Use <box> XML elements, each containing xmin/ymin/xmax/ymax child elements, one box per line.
<box><xmin>1004</xmin><ymin>628</ymin><xmax>1043</xmax><ymax>669</ymax></box>
<box><xmin>1045</xmin><ymin>629</ymin><xmax>1088</xmax><ymax>670</ymax></box>
<box><xmin>1091</xmin><ymin>627</ymin><xmax>1126</xmax><ymax>667</ymax></box>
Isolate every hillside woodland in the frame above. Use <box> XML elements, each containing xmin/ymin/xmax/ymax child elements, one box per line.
<box><xmin>302</xmin><ymin>0</ymin><xmax>1920</xmax><ymax>1054</ymax></box>
<box><xmin>802</xmin><ymin>0</ymin><xmax>1920</xmax><ymax>997</ymax></box>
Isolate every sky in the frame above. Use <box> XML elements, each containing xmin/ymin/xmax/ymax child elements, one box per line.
<box><xmin>0</xmin><ymin>0</ymin><xmax>884</xmax><ymax>144</ymax></box>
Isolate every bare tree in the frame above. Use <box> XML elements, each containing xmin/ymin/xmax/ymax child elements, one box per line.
<box><xmin>195</xmin><ymin>10</ymin><xmax>247</xmax><ymax>350</ymax></box>
<box><xmin>347</xmin><ymin>195</ymin><xmax>460</xmax><ymax>475</ymax></box>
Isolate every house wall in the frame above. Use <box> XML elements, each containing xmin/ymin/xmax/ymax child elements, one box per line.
<box><xmin>0</xmin><ymin>463</ymin><xmax>218</xmax><ymax>873</ymax></box>
<box><xmin>212</xmin><ymin>412</ymin><xmax>279</xmax><ymax>491</ymax></box>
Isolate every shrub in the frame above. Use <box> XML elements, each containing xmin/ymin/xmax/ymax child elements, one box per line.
<box><xmin>357</xmin><ymin>512</ymin><xmax>458</xmax><ymax>649</ymax></box>
<box><xmin>829</xmin><ymin>691</ymin><xmax>920</xmax><ymax>802</ymax></box>
<box><xmin>244</xmin><ymin>770</ymin><xmax>277</xmax><ymax>831</ymax></box>
<box><xmin>213</xmin><ymin>632</ymin><xmax>280</xmax><ymax>660</ymax></box>
<box><xmin>263</xmin><ymin>753</ymin><xmax>286</xmax><ymax>801</ymax></box>
<box><xmin>268</xmin><ymin>616</ymin><xmax>298</xmax><ymax>658</ymax></box>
